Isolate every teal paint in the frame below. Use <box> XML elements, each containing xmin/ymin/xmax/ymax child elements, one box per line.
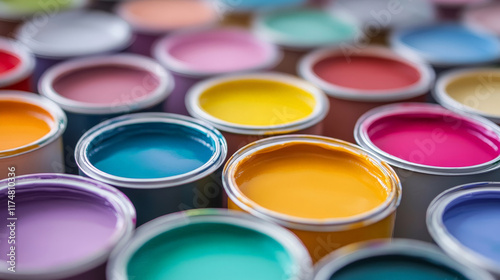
<box><xmin>88</xmin><ymin>123</ymin><xmax>215</xmax><ymax>179</ymax></box>
<box><xmin>262</xmin><ymin>9</ymin><xmax>357</xmax><ymax>46</ymax></box>
<box><xmin>331</xmin><ymin>256</ymin><xmax>468</xmax><ymax>280</ymax></box>
<box><xmin>127</xmin><ymin>222</ymin><xmax>292</xmax><ymax>280</ymax></box>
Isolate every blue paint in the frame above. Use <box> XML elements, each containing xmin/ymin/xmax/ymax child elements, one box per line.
<box><xmin>331</xmin><ymin>255</ymin><xmax>467</xmax><ymax>280</ymax></box>
<box><xmin>87</xmin><ymin>123</ymin><xmax>215</xmax><ymax>179</ymax></box>
<box><xmin>218</xmin><ymin>0</ymin><xmax>305</xmax><ymax>11</ymax></box>
<box><xmin>396</xmin><ymin>24</ymin><xmax>500</xmax><ymax>64</ymax></box>
<box><xmin>443</xmin><ymin>191</ymin><xmax>500</xmax><ymax>264</ymax></box>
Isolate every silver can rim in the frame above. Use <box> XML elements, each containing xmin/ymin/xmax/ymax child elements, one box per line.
<box><xmin>223</xmin><ymin>134</ymin><xmax>402</xmax><ymax>232</ymax></box>
<box><xmin>354</xmin><ymin>102</ymin><xmax>500</xmax><ymax>175</ymax></box>
<box><xmin>186</xmin><ymin>72</ymin><xmax>329</xmax><ymax>135</ymax></box>
<box><xmin>106</xmin><ymin>208</ymin><xmax>313</xmax><ymax>280</ymax></box>
<box><xmin>313</xmin><ymin>239</ymin><xmax>494</xmax><ymax>280</ymax></box>
<box><xmin>153</xmin><ymin>27</ymin><xmax>283</xmax><ymax>78</ymax></box>
<box><xmin>299</xmin><ymin>46</ymin><xmax>435</xmax><ymax>102</ymax></box>
<box><xmin>427</xmin><ymin>182</ymin><xmax>500</xmax><ymax>276</ymax></box>
<box><xmin>0</xmin><ymin>173</ymin><xmax>136</xmax><ymax>280</ymax></box>
<box><xmin>0</xmin><ymin>91</ymin><xmax>67</xmax><ymax>159</ymax></box>
<box><xmin>75</xmin><ymin>112</ymin><xmax>227</xmax><ymax>189</ymax></box>
<box><xmin>39</xmin><ymin>54</ymin><xmax>174</xmax><ymax>115</ymax></box>
<box><xmin>433</xmin><ymin>67</ymin><xmax>500</xmax><ymax>124</ymax></box>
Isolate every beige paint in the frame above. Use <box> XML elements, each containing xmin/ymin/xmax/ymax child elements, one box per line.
<box><xmin>445</xmin><ymin>71</ymin><xmax>500</xmax><ymax>117</ymax></box>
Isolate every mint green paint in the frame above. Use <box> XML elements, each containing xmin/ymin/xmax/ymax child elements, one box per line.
<box><xmin>127</xmin><ymin>222</ymin><xmax>292</xmax><ymax>280</ymax></box>
<box><xmin>262</xmin><ymin>9</ymin><xmax>358</xmax><ymax>46</ymax></box>
<box><xmin>331</xmin><ymin>256</ymin><xmax>468</xmax><ymax>280</ymax></box>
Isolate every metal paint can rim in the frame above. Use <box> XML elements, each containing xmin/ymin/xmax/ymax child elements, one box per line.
<box><xmin>186</xmin><ymin>72</ymin><xmax>329</xmax><ymax>136</ymax></box>
<box><xmin>0</xmin><ymin>173</ymin><xmax>136</xmax><ymax>280</ymax></box>
<box><xmin>223</xmin><ymin>134</ymin><xmax>402</xmax><ymax>232</ymax></box>
<box><xmin>427</xmin><ymin>181</ymin><xmax>500</xmax><ymax>276</ymax></box>
<box><xmin>106</xmin><ymin>208</ymin><xmax>313</xmax><ymax>280</ymax></box>
<box><xmin>75</xmin><ymin>112</ymin><xmax>227</xmax><ymax>189</ymax></box>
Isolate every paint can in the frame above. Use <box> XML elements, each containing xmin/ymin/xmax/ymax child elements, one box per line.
<box><xmin>16</xmin><ymin>10</ymin><xmax>132</xmax><ymax>86</ymax></box>
<box><xmin>75</xmin><ymin>113</ymin><xmax>227</xmax><ymax>225</ymax></box>
<box><xmin>434</xmin><ymin>68</ymin><xmax>500</xmax><ymax>125</ymax></box>
<box><xmin>300</xmin><ymin>46</ymin><xmax>434</xmax><ymax>143</ymax></box>
<box><xmin>427</xmin><ymin>182</ymin><xmax>500</xmax><ymax>278</ymax></box>
<box><xmin>254</xmin><ymin>8</ymin><xmax>360</xmax><ymax>75</ymax></box>
<box><xmin>327</xmin><ymin>0</ymin><xmax>436</xmax><ymax>45</ymax></box>
<box><xmin>431</xmin><ymin>0</ymin><xmax>492</xmax><ymax>20</ymax></box>
<box><xmin>107</xmin><ymin>209</ymin><xmax>312</xmax><ymax>280</ymax></box>
<box><xmin>463</xmin><ymin>2</ymin><xmax>500</xmax><ymax>37</ymax></box>
<box><xmin>115</xmin><ymin>0</ymin><xmax>218</xmax><ymax>56</ymax></box>
<box><xmin>153</xmin><ymin>27</ymin><xmax>281</xmax><ymax>115</ymax></box>
<box><xmin>0</xmin><ymin>37</ymin><xmax>35</xmax><ymax>92</ymax></box>
<box><xmin>186</xmin><ymin>73</ymin><xmax>329</xmax><ymax>156</ymax></box>
<box><xmin>223</xmin><ymin>135</ymin><xmax>401</xmax><ymax>262</ymax></box>
<box><xmin>39</xmin><ymin>54</ymin><xmax>172</xmax><ymax>174</ymax></box>
<box><xmin>314</xmin><ymin>239</ymin><xmax>494</xmax><ymax>280</ymax></box>
<box><xmin>215</xmin><ymin>0</ymin><xmax>306</xmax><ymax>27</ymax></box>
<box><xmin>390</xmin><ymin>23</ymin><xmax>500</xmax><ymax>73</ymax></box>
<box><xmin>0</xmin><ymin>91</ymin><xmax>66</xmax><ymax>178</ymax></box>
<box><xmin>0</xmin><ymin>173</ymin><xmax>136</xmax><ymax>280</ymax></box>
<box><xmin>355</xmin><ymin>103</ymin><xmax>500</xmax><ymax>242</ymax></box>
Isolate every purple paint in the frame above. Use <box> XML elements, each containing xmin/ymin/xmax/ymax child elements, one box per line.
<box><xmin>363</xmin><ymin>104</ymin><xmax>500</xmax><ymax>167</ymax></box>
<box><xmin>0</xmin><ymin>174</ymin><xmax>135</xmax><ymax>279</ymax></box>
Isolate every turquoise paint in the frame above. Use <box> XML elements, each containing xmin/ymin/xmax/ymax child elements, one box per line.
<box><xmin>262</xmin><ymin>9</ymin><xmax>358</xmax><ymax>46</ymax></box>
<box><xmin>88</xmin><ymin>123</ymin><xmax>215</xmax><ymax>179</ymax></box>
<box><xmin>331</xmin><ymin>256</ymin><xmax>468</xmax><ymax>280</ymax></box>
<box><xmin>127</xmin><ymin>222</ymin><xmax>292</xmax><ymax>280</ymax></box>
<box><xmin>397</xmin><ymin>24</ymin><xmax>500</xmax><ymax>64</ymax></box>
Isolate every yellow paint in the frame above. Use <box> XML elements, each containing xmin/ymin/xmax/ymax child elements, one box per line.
<box><xmin>0</xmin><ymin>100</ymin><xmax>53</xmax><ymax>151</ymax></box>
<box><xmin>446</xmin><ymin>71</ymin><xmax>500</xmax><ymax>117</ymax></box>
<box><xmin>233</xmin><ymin>142</ymin><xmax>391</xmax><ymax>219</ymax></box>
<box><xmin>199</xmin><ymin>79</ymin><xmax>316</xmax><ymax>126</ymax></box>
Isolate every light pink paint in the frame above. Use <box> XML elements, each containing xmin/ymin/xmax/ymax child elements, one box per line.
<box><xmin>165</xmin><ymin>29</ymin><xmax>273</xmax><ymax>73</ymax></box>
<box><xmin>53</xmin><ymin>65</ymin><xmax>159</xmax><ymax>105</ymax></box>
<box><xmin>464</xmin><ymin>3</ymin><xmax>500</xmax><ymax>35</ymax></box>
<box><xmin>366</xmin><ymin>110</ymin><xmax>500</xmax><ymax>167</ymax></box>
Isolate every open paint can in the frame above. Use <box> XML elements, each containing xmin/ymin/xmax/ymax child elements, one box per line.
<box><xmin>463</xmin><ymin>2</ymin><xmax>500</xmax><ymax>37</ymax></box>
<box><xmin>427</xmin><ymin>182</ymin><xmax>500</xmax><ymax>278</ymax></box>
<box><xmin>254</xmin><ymin>8</ymin><xmax>360</xmax><ymax>75</ymax></box>
<box><xmin>0</xmin><ymin>91</ymin><xmax>66</xmax><ymax>178</ymax></box>
<box><xmin>314</xmin><ymin>239</ymin><xmax>493</xmax><ymax>280</ymax></box>
<box><xmin>434</xmin><ymin>68</ymin><xmax>500</xmax><ymax>125</ymax></box>
<box><xmin>391</xmin><ymin>23</ymin><xmax>500</xmax><ymax>71</ymax></box>
<box><xmin>154</xmin><ymin>27</ymin><xmax>281</xmax><ymax>115</ymax></box>
<box><xmin>223</xmin><ymin>135</ymin><xmax>401</xmax><ymax>262</ymax></box>
<box><xmin>39</xmin><ymin>54</ymin><xmax>172</xmax><ymax>174</ymax></box>
<box><xmin>75</xmin><ymin>113</ymin><xmax>227</xmax><ymax>225</ymax></box>
<box><xmin>16</xmin><ymin>10</ymin><xmax>132</xmax><ymax>86</ymax></box>
<box><xmin>0</xmin><ymin>173</ymin><xmax>136</xmax><ymax>280</ymax></box>
<box><xmin>0</xmin><ymin>37</ymin><xmax>34</xmax><ymax>92</ymax></box>
<box><xmin>116</xmin><ymin>0</ymin><xmax>218</xmax><ymax>56</ymax></box>
<box><xmin>300</xmin><ymin>46</ymin><xmax>434</xmax><ymax>142</ymax></box>
<box><xmin>107</xmin><ymin>209</ymin><xmax>313</xmax><ymax>280</ymax></box>
<box><xmin>186</xmin><ymin>72</ymin><xmax>329</xmax><ymax>156</ymax></box>
<box><xmin>355</xmin><ymin>103</ymin><xmax>500</xmax><ymax>241</ymax></box>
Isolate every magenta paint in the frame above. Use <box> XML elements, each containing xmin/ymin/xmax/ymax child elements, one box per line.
<box><xmin>0</xmin><ymin>37</ymin><xmax>34</xmax><ymax>92</ymax></box>
<box><xmin>300</xmin><ymin>46</ymin><xmax>434</xmax><ymax>142</ymax></box>
<box><xmin>0</xmin><ymin>173</ymin><xmax>135</xmax><ymax>280</ymax></box>
<box><xmin>355</xmin><ymin>103</ymin><xmax>500</xmax><ymax>242</ymax></box>
<box><xmin>153</xmin><ymin>28</ymin><xmax>281</xmax><ymax>115</ymax></box>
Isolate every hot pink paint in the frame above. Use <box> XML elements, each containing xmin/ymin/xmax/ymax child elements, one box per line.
<box><xmin>366</xmin><ymin>110</ymin><xmax>500</xmax><ymax>167</ymax></box>
<box><xmin>313</xmin><ymin>55</ymin><xmax>421</xmax><ymax>91</ymax></box>
<box><xmin>165</xmin><ymin>29</ymin><xmax>273</xmax><ymax>73</ymax></box>
<box><xmin>53</xmin><ymin>65</ymin><xmax>159</xmax><ymax>105</ymax></box>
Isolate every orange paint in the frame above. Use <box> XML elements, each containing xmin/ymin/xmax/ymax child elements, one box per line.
<box><xmin>234</xmin><ymin>142</ymin><xmax>390</xmax><ymax>219</ymax></box>
<box><xmin>224</xmin><ymin>136</ymin><xmax>401</xmax><ymax>262</ymax></box>
<box><xmin>0</xmin><ymin>100</ymin><xmax>53</xmax><ymax>151</ymax></box>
